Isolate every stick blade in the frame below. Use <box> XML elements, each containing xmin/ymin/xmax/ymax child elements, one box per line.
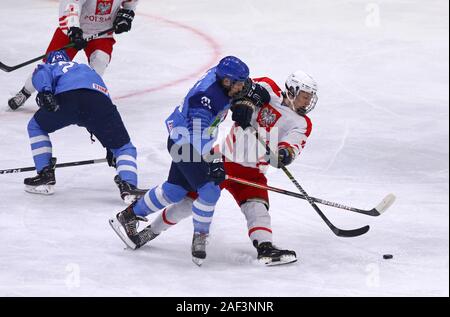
<box><xmin>0</xmin><ymin>61</ymin><xmax>14</xmax><ymax>72</ymax></box>
<box><xmin>335</xmin><ymin>225</ymin><xmax>370</xmax><ymax>237</ymax></box>
<box><xmin>374</xmin><ymin>193</ymin><xmax>396</xmax><ymax>215</ymax></box>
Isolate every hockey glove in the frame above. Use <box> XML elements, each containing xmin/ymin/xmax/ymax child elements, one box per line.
<box><xmin>277</xmin><ymin>146</ymin><xmax>295</xmax><ymax>168</ymax></box>
<box><xmin>36</xmin><ymin>91</ymin><xmax>59</xmax><ymax>112</ymax></box>
<box><xmin>208</xmin><ymin>156</ymin><xmax>226</xmax><ymax>185</ymax></box>
<box><xmin>114</xmin><ymin>9</ymin><xmax>135</xmax><ymax>34</ymax></box>
<box><xmin>67</xmin><ymin>27</ymin><xmax>87</xmax><ymax>51</ymax></box>
<box><xmin>234</xmin><ymin>79</ymin><xmax>271</xmax><ymax>107</ymax></box>
<box><xmin>231</xmin><ymin>99</ymin><xmax>255</xmax><ymax>129</ymax></box>
<box><xmin>106</xmin><ymin>149</ymin><xmax>117</xmax><ymax>168</ymax></box>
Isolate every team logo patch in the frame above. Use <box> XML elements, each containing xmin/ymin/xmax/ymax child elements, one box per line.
<box><xmin>95</xmin><ymin>0</ymin><xmax>113</xmax><ymax>15</ymax></box>
<box><xmin>257</xmin><ymin>104</ymin><xmax>282</xmax><ymax>130</ymax></box>
<box><xmin>93</xmin><ymin>83</ymin><xmax>109</xmax><ymax>95</ymax></box>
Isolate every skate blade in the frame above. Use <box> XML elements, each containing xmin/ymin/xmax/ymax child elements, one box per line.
<box><xmin>192</xmin><ymin>256</ymin><xmax>205</xmax><ymax>267</ymax></box>
<box><xmin>259</xmin><ymin>255</ymin><xmax>298</xmax><ymax>267</ymax></box>
<box><xmin>108</xmin><ymin>217</ymin><xmax>138</xmax><ymax>250</ymax></box>
<box><xmin>25</xmin><ymin>184</ymin><xmax>55</xmax><ymax>195</ymax></box>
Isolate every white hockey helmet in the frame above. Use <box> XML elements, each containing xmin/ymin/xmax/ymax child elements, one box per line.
<box><xmin>283</xmin><ymin>70</ymin><xmax>318</xmax><ymax>115</ymax></box>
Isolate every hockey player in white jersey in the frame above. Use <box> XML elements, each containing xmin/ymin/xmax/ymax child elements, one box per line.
<box><xmin>133</xmin><ymin>70</ymin><xmax>318</xmax><ymax>266</ymax></box>
<box><xmin>8</xmin><ymin>0</ymin><xmax>138</xmax><ymax>110</ymax></box>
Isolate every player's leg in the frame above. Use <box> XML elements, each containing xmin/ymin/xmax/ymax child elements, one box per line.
<box><xmin>24</xmin><ymin>117</ymin><xmax>56</xmax><ymax>195</ymax></box>
<box><xmin>110</xmin><ymin>160</ymin><xmax>189</xmax><ymax>249</ymax></box>
<box><xmin>8</xmin><ymin>28</ymin><xmax>77</xmax><ymax>110</ymax></box>
<box><xmin>84</xmin><ymin>38</ymin><xmax>115</xmax><ymax>76</ymax></box>
<box><xmin>135</xmin><ymin>197</ymin><xmax>195</xmax><ymax>248</ymax></box>
<box><xmin>77</xmin><ymin>90</ymin><xmax>144</xmax><ymax>202</ymax></box>
<box><xmin>24</xmin><ymin>93</ymin><xmax>79</xmax><ymax>194</ymax></box>
<box><xmin>224</xmin><ymin>162</ymin><xmax>297</xmax><ymax>265</ymax></box>
<box><xmin>173</xmin><ymin>155</ymin><xmax>221</xmax><ymax>264</ymax></box>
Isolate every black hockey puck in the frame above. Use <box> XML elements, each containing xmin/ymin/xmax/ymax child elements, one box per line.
<box><xmin>383</xmin><ymin>254</ymin><xmax>393</xmax><ymax>260</ymax></box>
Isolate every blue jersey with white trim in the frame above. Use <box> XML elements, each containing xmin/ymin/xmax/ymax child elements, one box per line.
<box><xmin>165</xmin><ymin>67</ymin><xmax>231</xmax><ymax>155</ymax></box>
<box><xmin>32</xmin><ymin>61</ymin><xmax>109</xmax><ymax>97</ymax></box>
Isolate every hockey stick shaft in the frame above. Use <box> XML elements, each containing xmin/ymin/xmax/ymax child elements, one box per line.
<box><xmin>226</xmin><ymin>175</ymin><xmax>386</xmax><ymax>216</ymax></box>
<box><xmin>0</xmin><ymin>28</ymin><xmax>115</xmax><ymax>72</ymax></box>
<box><xmin>0</xmin><ymin>158</ymin><xmax>107</xmax><ymax>175</ymax></box>
<box><xmin>253</xmin><ymin>128</ymin><xmax>369</xmax><ymax>237</ymax></box>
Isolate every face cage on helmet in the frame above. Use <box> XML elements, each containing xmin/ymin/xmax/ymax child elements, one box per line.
<box><xmin>297</xmin><ymin>93</ymin><xmax>318</xmax><ymax>115</ymax></box>
<box><xmin>285</xmin><ymin>83</ymin><xmax>318</xmax><ymax>115</ymax></box>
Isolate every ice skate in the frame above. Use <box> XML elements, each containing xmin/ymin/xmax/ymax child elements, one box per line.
<box><xmin>134</xmin><ymin>225</ymin><xmax>160</xmax><ymax>249</ymax></box>
<box><xmin>256</xmin><ymin>241</ymin><xmax>297</xmax><ymax>266</ymax></box>
<box><xmin>8</xmin><ymin>87</ymin><xmax>31</xmax><ymax>110</ymax></box>
<box><xmin>191</xmin><ymin>232</ymin><xmax>208</xmax><ymax>266</ymax></box>
<box><xmin>24</xmin><ymin>158</ymin><xmax>56</xmax><ymax>195</ymax></box>
<box><xmin>109</xmin><ymin>204</ymin><xmax>148</xmax><ymax>249</ymax></box>
<box><xmin>114</xmin><ymin>175</ymin><xmax>147</xmax><ymax>204</ymax></box>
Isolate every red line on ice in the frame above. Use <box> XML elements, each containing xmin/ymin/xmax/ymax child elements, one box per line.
<box><xmin>114</xmin><ymin>13</ymin><xmax>222</xmax><ymax>100</ymax></box>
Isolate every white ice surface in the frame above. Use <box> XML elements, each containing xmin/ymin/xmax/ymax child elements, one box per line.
<box><xmin>0</xmin><ymin>0</ymin><xmax>448</xmax><ymax>296</ymax></box>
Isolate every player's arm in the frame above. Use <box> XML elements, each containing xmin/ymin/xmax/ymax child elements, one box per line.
<box><xmin>121</xmin><ymin>0</ymin><xmax>139</xmax><ymax>11</ymax></box>
<box><xmin>59</xmin><ymin>0</ymin><xmax>87</xmax><ymax>50</ymax></box>
<box><xmin>31</xmin><ymin>65</ymin><xmax>59</xmax><ymax>112</ymax></box>
<box><xmin>187</xmin><ymin>92</ymin><xmax>216</xmax><ymax>134</ymax></box>
<box><xmin>276</xmin><ymin>118</ymin><xmax>312</xmax><ymax>168</ymax></box>
<box><xmin>32</xmin><ymin>65</ymin><xmax>55</xmax><ymax>93</ymax></box>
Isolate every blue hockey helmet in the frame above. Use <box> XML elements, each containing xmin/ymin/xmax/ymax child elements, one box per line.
<box><xmin>46</xmin><ymin>50</ymin><xmax>70</xmax><ymax>64</ymax></box>
<box><xmin>216</xmin><ymin>56</ymin><xmax>249</xmax><ymax>82</ymax></box>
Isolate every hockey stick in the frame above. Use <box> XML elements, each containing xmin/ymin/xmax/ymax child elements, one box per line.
<box><xmin>226</xmin><ymin>175</ymin><xmax>395</xmax><ymax>217</ymax></box>
<box><xmin>0</xmin><ymin>158</ymin><xmax>107</xmax><ymax>175</ymax></box>
<box><xmin>253</xmin><ymin>128</ymin><xmax>370</xmax><ymax>237</ymax></box>
<box><xmin>0</xmin><ymin>28</ymin><xmax>115</xmax><ymax>72</ymax></box>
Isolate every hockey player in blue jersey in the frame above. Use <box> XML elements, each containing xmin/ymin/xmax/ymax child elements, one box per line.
<box><xmin>109</xmin><ymin>56</ymin><xmax>253</xmax><ymax>265</ymax></box>
<box><xmin>25</xmin><ymin>50</ymin><xmax>144</xmax><ymax>202</ymax></box>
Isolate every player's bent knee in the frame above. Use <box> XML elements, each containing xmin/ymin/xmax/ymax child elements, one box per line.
<box><xmin>197</xmin><ymin>182</ymin><xmax>221</xmax><ymax>205</ymax></box>
<box><xmin>27</xmin><ymin>117</ymin><xmax>43</xmax><ymax>135</ymax></box>
<box><xmin>112</xmin><ymin>141</ymin><xmax>137</xmax><ymax>158</ymax></box>
<box><xmin>89</xmin><ymin>50</ymin><xmax>110</xmax><ymax>76</ymax></box>
<box><xmin>241</xmin><ymin>200</ymin><xmax>271</xmax><ymax>219</ymax></box>
<box><xmin>161</xmin><ymin>182</ymin><xmax>188</xmax><ymax>204</ymax></box>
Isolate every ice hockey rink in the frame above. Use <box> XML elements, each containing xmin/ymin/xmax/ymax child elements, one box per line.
<box><xmin>0</xmin><ymin>0</ymin><xmax>448</xmax><ymax>296</ymax></box>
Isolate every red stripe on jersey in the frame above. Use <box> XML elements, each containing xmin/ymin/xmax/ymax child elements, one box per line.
<box><xmin>162</xmin><ymin>209</ymin><xmax>176</xmax><ymax>225</ymax></box>
<box><xmin>253</xmin><ymin>77</ymin><xmax>282</xmax><ymax>97</ymax></box>
<box><xmin>278</xmin><ymin>142</ymin><xmax>293</xmax><ymax>149</ymax></box>
<box><xmin>303</xmin><ymin>115</ymin><xmax>313</xmax><ymax>137</ymax></box>
<box><xmin>59</xmin><ymin>16</ymin><xmax>66</xmax><ymax>21</ymax></box>
<box><xmin>249</xmin><ymin>227</ymin><xmax>272</xmax><ymax>236</ymax></box>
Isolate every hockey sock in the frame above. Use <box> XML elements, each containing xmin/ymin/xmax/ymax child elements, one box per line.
<box><xmin>192</xmin><ymin>182</ymin><xmax>221</xmax><ymax>234</ymax></box>
<box><xmin>112</xmin><ymin>142</ymin><xmax>137</xmax><ymax>187</ymax></box>
<box><xmin>133</xmin><ymin>182</ymin><xmax>187</xmax><ymax>217</ymax></box>
<box><xmin>151</xmin><ymin>198</ymin><xmax>193</xmax><ymax>233</ymax></box>
<box><xmin>28</xmin><ymin>117</ymin><xmax>52</xmax><ymax>172</ymax></box>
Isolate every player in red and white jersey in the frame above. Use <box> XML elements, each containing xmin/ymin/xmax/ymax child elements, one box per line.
<box><xmin>133</xmin><ymin>70</ymin><xmax>319</xmax><ymax>266</ymax></box>
<box><xmin>8</xmin><ymin>0</ymin><xmax>138</xmax><ymax>110</ymax></box>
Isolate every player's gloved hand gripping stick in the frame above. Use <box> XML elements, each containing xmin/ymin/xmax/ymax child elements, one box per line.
<box><xmin>0</xmin><ymin>27</ymin><xmax>115</xmax><ymax>72</ymax></box>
